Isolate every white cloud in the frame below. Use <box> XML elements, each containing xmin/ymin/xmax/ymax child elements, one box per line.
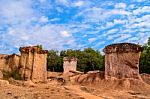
<box><xmin>94</xmin><ymin>41</ymin><xmax>105</xmax><ymax>48</ymax></box>
<box><xmin>128</xmin><ymin>21</ymin><xmax>150</xmax><ymax>29</ymax></box>
<box><xmin>88</xmin><ymin>38</ymin><xmax>97</xmax><ymax>43</ymax></box>
<box><xmin>0</xmin><ymin>0</ymin><xmax>36</xmax><ymax>25</ymax></box>
<box><xmin>39</xmin><ymin>16</ymin><xmax>49</xmax><ymax>23</ymax></box>
<box><xmin>115</xmin><ymin>3</ymin><xmax>127</xmax><ymax>9</ymax></box>
<box><xmin>106</xmin><ymin>29</ymin><xmax>118</xmax><ymax>35</ymax></box>
<box><xmin>133</xmin><ymin>6</ymin><xmax>150</xmax><ymax>15</ymax></box>
<box><xmin>56</xmin><ymin>0</ymin><xmax>91</xmax><ymax>8</ymax></box>
<box><xmin>108</xmin><ymin>9</ymin><xmax>131</xmax><ymax>15</ymax></box>
<box><xmin>126</xmin><ymin>37</ymin><xmax>139</xmax><ymax>43</ymax></box>
<box><xmin>0</xmin><ymin>0</ymin><xmax>150</xmax><ymax>54</ymax></box>
<box><xmin>74</xmin><ymin>7</ymin><xmax>106</xmax><ymax>22</ymax></box>
<box><xmin>107</xmin><ymin>34</ymin><xmax>120</xmax><ymax>40</ymax></box>
<box><xmin>57</xmin><ymin>0</ymin><xmax>69</xmax><ymax>6</ymax></box>
<box><xmin>74</xmin><ymin>7</ymin><xmax>131</xmax><ymax>23</ymax></box>
<box><xmin>0</xmin><ymin>0</ymin><xmax>78</xmax><ymax>53</ymax></box>
<box><xmin>4</xmin><ymin>24</ymin><xmax>76</xmax><ymax>51</ymax></box>
<box><xmin>73</xmin><ymin>1</ymin><xmax>84</xmax><ymax>7</ymax></box>
<box><xmin>113</xmin><ymin>34</ymin><xmax>131</xmax><ymax>43</ymax></box>
<box><xmin>21</xmin><ymin>34</ymin><xmax>30</xmax><ymax>40</ymax></box>
<box><xmin>49</xmin><ymin>18</ymin><xmax>60</xmax><ymax>22</ymax></box>
<box><xmin>60</xmin><ymin>31</ymin><xmax>71</xmax><ymax>37</ymax></box>
<box><xmin>128</xmin><ymin>4</ymin><xmax>135</xmax><ymax>9</ymax></box>
<box><xmin>128</xmin><ymin>15</ymin><xmax>150</xmax><ymax>25</ymax></box>
<box><xmin>137</xmin><ymin>33</ymin><xmax>146</xmax><ymax>37</ymax></box>
<box><xmin>39</xmin><ymin>0</ymin><xmax>46</xmax><ymax>3</ymax></box>
<box><xmin>113</xmin><ymin>19</ymin><xmax>127</xmax><ymax>24</ymax></box>
<box><xmin>99</xmin><ymin>22</ymin><xmax>114</xmax><ymax>30</ymax></box>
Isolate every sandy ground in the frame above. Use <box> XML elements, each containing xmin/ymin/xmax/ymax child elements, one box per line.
<box><xmin>0</xmin><ymin>80</ymin><xmax>150</xmax><ymax>99</ymax></box>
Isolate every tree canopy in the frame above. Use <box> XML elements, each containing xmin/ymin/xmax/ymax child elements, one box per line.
<box><xmin>47</xmin><ymin>48</ymin><xmax>104</xmax><ymax>73</ymax></box>
<box><xmin>140</xmin><ymin>37</ymin><xmax>150</xmax><ymax>74</ymax></box>
<box><xmin>47</xmin><ymin>37</ymin><xmax>150</xmax><ymax>74</ymax></box>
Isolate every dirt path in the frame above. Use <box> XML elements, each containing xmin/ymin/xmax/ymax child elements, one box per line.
<box><xmin>64</xmin><ymin>85</ymin><xmax>102</xmax><ymax>99</ymax></box>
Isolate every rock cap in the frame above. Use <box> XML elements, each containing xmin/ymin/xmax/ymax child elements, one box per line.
<box><xmin>63</xmin><ymin>57</ymin><xmax>77</xmax><ymax>62</ymax></box>
<box><xmin>19</xmin><ymin>46</ymin><xmax>48</xmax><ymax>54</ymax></box>
<box><xmin>103</xmin><ymin>43</ymin><xmax>143</xmax><ymax>54</ymax></box>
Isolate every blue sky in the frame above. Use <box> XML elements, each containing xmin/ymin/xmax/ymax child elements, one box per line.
<box><xmin>0</xmin><ymin>0</ymin><xmax>150</xmax><ymax>54</ymax></box>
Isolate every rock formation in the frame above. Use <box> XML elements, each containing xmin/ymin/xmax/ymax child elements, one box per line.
<box><xmin>19</xmin><ymin>46</ymin><xmax>48</xmax><ymax>83</ymax></box>
<box><xmin>0</xmin><ymin>54</ymin><xmax>7</xmax><ymax>71</ymax></box>
<box><xmin>103</xmin><ymin>43</ymin><xmax>143</xmax><ymax>80</ymax></box>
<box><xmin>141</xmin><ymin>73</ymin><xmax>150</xmax><ymax>85</ymax></box>
<box><xmin>0</xmin><ymin>54</ymin><xmax>20</xmax><ymax>72</ymax></box>
<box><xmin>63</xmin><ymin>57</ymin><xmax>77</xmax><ymax>74</ymax></box>
<box><xmin>0</xmin><ymin>71</ymin><xmax>3</xmax><ymax>79</ymax></box>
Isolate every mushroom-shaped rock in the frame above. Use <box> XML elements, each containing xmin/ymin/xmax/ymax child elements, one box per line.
<box><xmin>103</xmin><ymin>43</ymin><xmax>143</xmax><ymax>80</ymax></box>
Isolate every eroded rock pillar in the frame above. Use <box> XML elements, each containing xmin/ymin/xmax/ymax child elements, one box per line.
<box><xmin>19</xmin><ymin>46</ymin><xmax>48</xmax><ymax>83</ymax></box>
<box><xmin>63</xmin><ymin>57</ymin><xmax>77</xmax><ymax>74</ymax></box>
<box><xmin>103</xmin><ymin>43</ymin><xmax>143</xmax><ymax>80</ymax></box>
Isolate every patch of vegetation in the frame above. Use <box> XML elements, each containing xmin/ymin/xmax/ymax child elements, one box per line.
<box><xmin>3</xmin><ymin>69</ymin><xmax>23</xmax><ymax>80</ymax></box>
<box><xmin>140</xmin><ymin>37</ymin><xmax>150</xmax><ymax>74</ymax></box>
<box><xmin>47</xmin><ymin>48</ymin><xmax>104</xmax><ymax>73</ymax></box>
<box><xmin>37</xmin><ymin>44</ymin><xmax>43</xmax><ymax>50</ymax></box>
<box><xmin>46</xmin><ymin>37</ymin><xmax>150</xmax><ymax>74</ymax></box>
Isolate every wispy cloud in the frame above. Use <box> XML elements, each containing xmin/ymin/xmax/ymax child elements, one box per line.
<box><xmin>115</xmin><ymin>3</ymin><xmax>127</xmax><ymax>9</ymax></box>
<box><xmin>0</xmin><ymin>0</ymin><xmax>150</xmax><ymax>54</ymax></box>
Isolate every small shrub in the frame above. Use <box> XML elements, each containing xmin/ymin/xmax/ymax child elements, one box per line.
<box><xmin>3</xmin><ymin>71</ymin><xmax>12</xmax><ymax>80</ymax></box>
<box><xmin>3</xmin><ymin>70</ymin><xmax>23</xmax><ymax>80</ymax></box>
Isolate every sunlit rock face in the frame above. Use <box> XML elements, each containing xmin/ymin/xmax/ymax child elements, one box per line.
<box><xmin>0</xmin><ymin>54</ymin><xmax>20</xmax><ymax>72</ymax></box>
<box><xmin>103</xmin><ymin>43</ymin><xmax>143</xmax><ymax>80</ymax></box>
<box><xmin>19</xmin><ymin>46</ymin><xmax>48</xmax><ymax>83</ymax></box>
<box><xmin>63</xmin><ymin>57</ymin><xmax>77</xmax><ymax>74</ymax></box>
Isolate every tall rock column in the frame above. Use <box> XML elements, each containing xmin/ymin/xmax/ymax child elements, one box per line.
<box><xmin>63</xmin><ymin>57</ymin><xmax>77</xmax><ymax>74</ymax></box>
<box><xmin>103</xmin><ymin>43</ymin><xmax>143</xmax><ymax>80</ymax></box>
<box><xmin>19</xmin><ymin>46</ymin><xmax>48</xmax><ymax>83</ymax></box>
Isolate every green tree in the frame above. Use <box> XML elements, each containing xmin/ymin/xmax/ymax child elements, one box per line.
<box><xmin>140</xmin><ymin>37</ymin><xmax>150</xmax><ymax>74</ymax></box>
<box><xmin>47</xmin><ymin>48</ymin><xmax>104</xmax><ymax>73</ymax></box>
<box><xmin>47</xmin><ymin>50</ymin><xmax>63</xmax><ymax>72</ymax></box>
<box><xmin>79</xmin><ymin>48</ymin><xmax>104</xmax><ymax>73</ymax></box>
<box><xmin>37</xmin><ymin>44</ymin><xmax>43</xmax><ymax>50</ymax></box>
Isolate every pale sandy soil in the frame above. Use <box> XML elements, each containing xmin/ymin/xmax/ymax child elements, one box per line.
<box><xmin>0</xmin><ymin>80</ymin><xmax>150</xmax><ymax>99</ymax></box>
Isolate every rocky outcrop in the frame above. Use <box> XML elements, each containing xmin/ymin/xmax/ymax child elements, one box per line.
<box><xmin>103</xmin><ymin>43</ymin><xmax>143</xmax><ymax>80</ymax></box>
<box><xmin>0</xmin><ymin>71</ymin><xmax>3</xmax><ymax>79</ymax></box>
<box><xmin>19</xmin><ymin>46</ymin><xmax>48</xmax><ymax>83</ymax></box>
<box><xmin>0</xmin><ymin>54</ymin><xmax>7</xmax><ymax>71</ymax></box>
<box><xmin>0</xmin><ymin>80</ymin><xmax>9</xmax><ymax>86</ymax></box>
<box><xmin>69</xmin><ymin>71</ymin><xmax>104</xmax><ymax>85</ymax></box>
<box><xmin>0</xmin><ymin>54</ymin><xmax>20</xmax><ymax>72</ymax></box>
<box><xmin>63</xmin><ymin>57</ymin><xmax>77</xmax><ymax>74</ymax></box>
<box><xmin>140</xmin><ymin>73</ymin><xmax>150</xmax><ymax>85</ymax></box>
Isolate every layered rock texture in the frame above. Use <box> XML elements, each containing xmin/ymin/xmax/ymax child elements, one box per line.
<box><xmin>0</xmin><ymin>54</ymin><xmax>20</xmax><ymax>72</ymax></box>
<box><xmin>19</xmin><ymin>46</ymin><xmax>48</xmax><ymax>83</ymax></box>
<box><xmin>103</xmin><ymin>43</ymin><xmax>143</xmax><ymax>79</ymax></box>
<box><xmin>141</xmin><ymin>73</ymin><xmax>150</xmax><ymax>85</ymax></box>
<box><xmin>63</xmin><ymin>57</ymin><xmax>77</xmax><ymax>74</ymax></box>
<box><xmin>0</xmin><ymin>71</ymin><xmax>3</xmax><ymax>79</ymax></box>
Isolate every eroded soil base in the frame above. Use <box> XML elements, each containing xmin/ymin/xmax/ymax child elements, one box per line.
<box><xmin>0</xmin><ymin>80</ymin><xmax>150</xmax><ymax>99</ymax></box>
